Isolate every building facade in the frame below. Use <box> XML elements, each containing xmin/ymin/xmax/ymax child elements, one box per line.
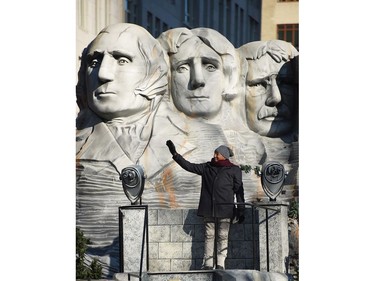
<box><xmin>261</xmin><ymin>0</ymin><xmax>299</xmax><ymax>49</ymax></box>
<box><xmin>76</xmin><ymin>0</ymin><xmax>264</xmax><ymax>73</ymax></box>
<box><xmin>76</xmin><ymin>0</ymin><xmax>125</xmax><ymax>72</ymax></box>
<box><xmin>125</xmin><ymin>0</ymin><xmax>261</xmax><ymax>47</ymax></box>
<box><xmin>75</xmin><ymin>0</ymin><xmax>300</xmax><ymax>71</ymax></box>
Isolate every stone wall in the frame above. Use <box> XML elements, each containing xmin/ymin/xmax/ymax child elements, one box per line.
<box><xmin>147</xmin><ymin>208</ymin><xmax>259</xmax><ymax>272</ymax></box>
<box><xmin>120</xmin><ymin>205</ymin><xmax>289</xmax><ymax>274</ymax></box>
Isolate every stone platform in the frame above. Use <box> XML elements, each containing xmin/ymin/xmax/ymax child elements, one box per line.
<box><xmin>113</xmin><ymin>269</ymin><xmax>289</xmax><ymax>281</ymax></box>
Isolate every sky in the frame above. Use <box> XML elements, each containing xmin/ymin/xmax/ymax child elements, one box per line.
<box><xmin>1</xmin><ymin>1</ymin><xmax>374</xmax><ymax>280</ymax></box>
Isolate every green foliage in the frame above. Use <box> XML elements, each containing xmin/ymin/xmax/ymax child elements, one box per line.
<box><xmin>288</xmin><ymin>199</ymin><xmax>299</xmax><ymax>221</ymax></box>
<box><xmin>76</xmin><ymin>228</ymin><xmax>90</xmax><ymax>258</ymax></box>
<box><xmin>240</xmin><ymin>165</ymin><xmax>262</xmax><ymax>177</ymax></box>
<box><xmin>90</xmin><ymin>259</ymin><xmax>103</xmax><ymax>279</ymax></box>
<box><xmin>253</xmin><ymin>166</ymin><xmax>261</xmax><ymax>177</ymax></box>
<box><xmin>76</xmin><ymin>228</ymin><xmax>103</xmax><ymax>279</ymax></box>
<box><xmin>287</xmin><ymin>200</ymin><xmax>299</xmax><ymax>281</ymax></box>
<box><xmin>240</xmin><ymin>165</ymin><xmax>252</xmax><ymax>174</ymax></box>
<box><xmin>295</xmin><ymin>263</ymin><xmax>299</xmax><ymax>281</ymax></box>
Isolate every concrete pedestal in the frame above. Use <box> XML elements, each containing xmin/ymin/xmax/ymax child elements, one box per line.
<box><xmin>119</xmin><ymin>205</ymin><xmax>148</xmax><ymax>275</ymax></box>
<box><xmin>256</xmin><ymin>202</ymin><xmax>289</xmax><ymax>273</ymax></box>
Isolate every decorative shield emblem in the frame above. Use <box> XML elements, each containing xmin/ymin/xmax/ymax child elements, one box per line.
<box><xmin>261</xmin><ymin>161</ymin><xmax>286</xmax><ymax>201</ymax></box>
<box><xmin>120</xmin><ymin>165</ymin><xmax>145</xmax><ymax>204</ymax></box>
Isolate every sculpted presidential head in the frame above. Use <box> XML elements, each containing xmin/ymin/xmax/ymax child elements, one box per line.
<box><xmin>238</xmin><ymin>40</ymin><xmax>299</xmax><ymax>138</ymax></box>
<box><xmin>158</xmin><ymin>27</ymin><xmax>240</xmax><ymax>120</ymax></box>
<box><xmin>76</xmin><ymin>23</ymin><xmax>168</xmax><ymax>123</ymax></box>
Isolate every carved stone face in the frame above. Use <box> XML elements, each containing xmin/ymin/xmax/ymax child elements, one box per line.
<box><xmin>169</xmin><ymin>37</ymin><xmax>225</xmax><ymax>118</ymax></box>
<box><xmin>245</xmin><ymin>55</ymin><xmax>297</xmax><ymax>137</ymax></box>
<box><xmin>85</xmin><ymin>24</ymin><xmax>151</xmax><ymax>121</ymax></box>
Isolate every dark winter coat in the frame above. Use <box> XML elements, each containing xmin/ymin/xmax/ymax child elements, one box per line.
<box><xmin>173</xmin><ymin>153</ymin><xmax>245</xmax><ymax>218</ymax></box>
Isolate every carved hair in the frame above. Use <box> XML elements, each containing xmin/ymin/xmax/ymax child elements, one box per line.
<box><xmin>238</xmin><ymin>40</ymin><xmax>299</xmax><ymax>63</ymax></box>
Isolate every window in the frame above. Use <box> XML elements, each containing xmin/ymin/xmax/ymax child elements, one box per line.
<box><xmin>226</xmin><ymin>0</ymin><xmax>231</xmax><ymax>35</ymax></box>
<box><xmin>248</xmin><ymin>16</ymin><xmax>259</xmax><ymax>42</ymax></box>
<box><xmin>240</xmin><ymin>8</ymin><xmax>244</xmax><ymax>44</ymax></box>
<box><xmin>278</xmin><ymin>0</ymin><xmax>299</xmax><ymax>2</ymax></box>
<box><xmin>277</xmin><ymin>24</ymin><xmax>299</xmax><ymax>49</ymax></box>
<box><xmin>162</xmin><ymin>22</ymin><xmax>168</xmax><ymax>32</ymax></box>
<box><xmin>147</xmin><ymin>11</ymin><xmax>153</xmax><ymax>33</ymax></box>
<box><xmin>218</xmin><ymin>0</ymin><xmax>232</xmax><ymax>35</ymax></box>
<box><xmin>155</xmin><ymin>17</ymin><xmax>161</xmax><ymax>37</ymax></box>
<box><xmin>124</xmin><ymin>0</ymin><xmax>137</xmax><ymax>23</ymax></box>
<box><xmin>250</xmin><ymin>0</ymin><xmax>261</xmax><ymax>9</ymax></box>
<box><xmin>124</xmin><ymin>0</ymin><xmax>129</xmax><ymax>19</ymax></box>
<box><xmin>235</xmin><ymin>4</ymin><xmax>238</xmax><ymax>43</ymax></box>
<box><xmin>219</xmin><ymin>0</ymin><xmax>224</xmax><ymax>33</ymax></box>
<box><xmin>234</xmin><ymin>4</ymin><xmax>244</xmax><ymax>46</ymax></box>
<box><xmin>184</xmin><ymin>0</ymin><xmax>194</xmax><ymax>25</ymax></box>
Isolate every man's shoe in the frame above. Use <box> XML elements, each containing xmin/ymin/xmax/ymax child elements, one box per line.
<box><xmin>202</xmin><ymin>266</ymin><xmax>213</xmax><ymax>270</ymax></box>
<box><xmin>216</xmin><ymin>265</ymin><xmax>224</xmax><ymax>270</ymax></box>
